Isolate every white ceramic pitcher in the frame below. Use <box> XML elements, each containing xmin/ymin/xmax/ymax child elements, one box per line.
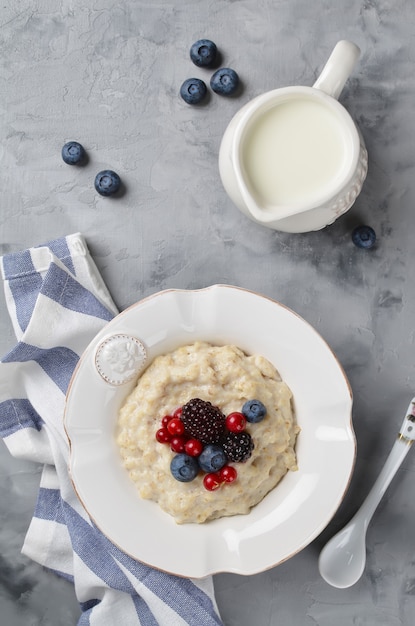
<box><xmin>219</xmin><ymin>41</ymin><xmax>368</xmax><ymax>233</ymax></box>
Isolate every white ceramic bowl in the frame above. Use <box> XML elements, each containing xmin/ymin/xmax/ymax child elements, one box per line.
<box><xmin>64</xmin><ymin>285</ymin><xmax>355</xmax><ymax>577</ymax></box>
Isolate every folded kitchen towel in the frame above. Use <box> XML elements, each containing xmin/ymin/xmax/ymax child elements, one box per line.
<box><xmin>0</xmin><ymin>233</ymin><xmax>223</xmax><ymax>626</ymax></box>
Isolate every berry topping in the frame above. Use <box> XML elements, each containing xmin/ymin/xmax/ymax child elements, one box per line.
<box><xmin>181</xmin><ymin>398</ymin><xmax>226</xmax><ymax>444</ymax></box>
<box><xmin>94</xmin><ymin>170</ymin><xmax>121</xmax><ymax>196</ymax></box>
<box><xmin>242</xmin><ymin>399</ymin><xmax>267</xmax><ymax>423</ymax></box>
<box><xmin>62</xmin><ymin>141</ymin><xmax>86</xmax><ymax>165</ymax></box>
<box><xmin>219</xmin><ymin>465</ymin><xmax>237</xmax><ymax>483</ymax></box>
<box><xmin>184</xmin><ymin>438</ymin><xmax>204</xmax><ymax>457</ymax></box>
<box><xmin>161</xmin><ymin>415</ymin><xmax>172</xmax><ymax>427</ymax></box>
<box><xmin>180</xmin><ymin>78</ymin><xmax>207</xmax><ymax>104</ymax></box>
<box><xmin>170</xmin><ymin>435</ymin><xmax>187</xmax><ymax>453</ymax></box>
<box><xmin>198</xmin><ymin>444</ymin><xmax>227</xmax><ymax>473</ymax></box>
<box><xmin>352</xmin><ymin>225</ymin><xmax>376</xmax><ymax>249</ymax></box>
<box><xmin>225</xmin><ymin>412</ymin><xmax>246</xmax><ymax>432</ymax></box>
<box><xmin>203</xmin><ymin>473</ymin><xmax>222</xmax><ymax>491</ymax></box>
<box><xmin>222</xmin><ymin>431</ymin><xmax>254</xmax><ymax>463</ymax></box>
<box><xmin>167</xmin><ymin>417</ymin><xmax>185</xmax><ymax>436</ymax></box>
<box><xmin>155</xmin><ymin>427</ymin><xmax>171</xmax><ymax>443</ymax></box>
<box><xmin>190</xmin><ymin>39</ymin><xmax>217</xmax><ymax>68</ymax></box>
<box><xmin>170</xmin><ymin>453</ymin><xmax>199</xmax><ymax>482</ymax></box>
<box><xmin>210</xmin><ymin>67</ymin><xmax>239</xmax><ymax>96</ymax></box>
<box><xmin>158</xmin><ymin>398</ymin><xmax>267</xmax><ymax>492</ymax></box>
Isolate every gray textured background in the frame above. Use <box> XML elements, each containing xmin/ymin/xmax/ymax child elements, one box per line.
<box><xmin>1</xmin><ymin>1</ymin><xmax>415</xmax><ymax>624</ymax></box>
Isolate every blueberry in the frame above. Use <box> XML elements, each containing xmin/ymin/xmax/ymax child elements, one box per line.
<box><xmin>352</xmin><ymin>225</ymin><xmax>376</xmax><ymax>249</ymax></box>
<box><xmin>170</xmin><ymin>453</ymin><xmax>199</xmax><ymax>482</ymax></box>
<box><xmin>198</xmin><ymin>444</ymin><xmax>227</xmax><ymax>473</ymax></box>
<box><xmin>210</xmin><ymin>67</ymin><xmax>239</xmax><ymax>96</ymax></box>
<box><xmin>190</xmin><ymin>39</ymin><xmax>217</xmax><ymax>68</ymax></box>
<box><xmin>94</xmin><ymin>170</ymin><xmax>121</xmax><ymax>196</ymax></box>
<box><xmin>180</xmin><ymin>78</ymin><xmax>207</xmax><ymax>104</ymax></box>
<box><xmin>242</xmin><ymin>399</ymin><xmax>267</xmax><ymax>423</ymax></box>
<box><xmin>62</xmin><ymin>141</ymin><xmax>86</xmax><ymax>165</ymax></box>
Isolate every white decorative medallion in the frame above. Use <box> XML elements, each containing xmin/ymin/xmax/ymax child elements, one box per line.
<box><xmin>95</xmin><ymin>334</ymin><xmax>147</xmax><ymax>385</ymax></box>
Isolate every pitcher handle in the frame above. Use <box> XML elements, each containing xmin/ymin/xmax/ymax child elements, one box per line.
<box><xmin>313</xmin><ymin>40</ymin><xmax>360</xmax><ymax>100</ymax></box>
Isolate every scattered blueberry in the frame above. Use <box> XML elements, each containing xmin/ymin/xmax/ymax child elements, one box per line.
<box><xmin>352</xmin><ymin>225</ymin><xmax>376</xmax><ymax>249</ymax></box>
<box><xmin>180</xmin><ymin>78</ymin><xmax>207</xmax><ymax>104</ymax></box>
<box><xmin>94</xmin><ymin>170</ymin><xmax>121</xmax><ymax>196</ymax></box>
<box><xmin>62</xmin><ymin>141</ymin><xmax>86</xmax><ymax>165</ymax></box>
<box><xmin>170</xmin><ymin>453</ymin><xmax>199</xmax><ymax>482</ymax></box>
<box><xmin>210</xmin><ymin>67</ymin><xmax>239</xmax><ymax>96</ymax></box>
<box><xmin>242</xmin><ymin>399</ymin><xmax>267</xmax><ymax>423</ymax></box>
<box><xmin>190</xmin><ymin>39</ymin><xmax>217</xmax><ymax>68</ymax></box>
<box><xmin>198</xmin><ymin>444</ymin><xmax>227</xmax><ymax>473</ymax></box>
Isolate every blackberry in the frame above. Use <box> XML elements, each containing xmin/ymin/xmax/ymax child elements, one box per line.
<box><xmin>181</xmin><ymin>398</ymin><xmax>226</xmax><ymax>444</ymax></box>
<box><xmin>222</xmin><ymin>431</ymin><xmax>254</xmax><ymax>463</ymax></box>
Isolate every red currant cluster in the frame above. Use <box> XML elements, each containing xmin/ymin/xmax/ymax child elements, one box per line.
<box><xmin>155</xmin><ymin>407</ymin><xmax>249</xmax><ymax>491</ymax></box>
<box><xmin>203</xmin><ymin>465</ymin><xmax>237</xmax><ymax>491</ymax></box>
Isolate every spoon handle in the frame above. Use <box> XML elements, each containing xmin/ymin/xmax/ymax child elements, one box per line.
<box><xmin>351</xmin><ymin>397</ymin><xmax>415</xmax><ymax>530</ymax></box>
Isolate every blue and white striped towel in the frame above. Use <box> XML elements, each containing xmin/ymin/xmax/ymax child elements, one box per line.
<box><xmin>0</xmin><ymin>233</ymin><xmax>223</xmax><ymax>626</ymax></box>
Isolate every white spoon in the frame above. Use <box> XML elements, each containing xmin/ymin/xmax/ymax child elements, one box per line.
<box><xmin>318</xmin><ymin>397</ymin><xmax>415</xmax><ymax>588</ymax></box>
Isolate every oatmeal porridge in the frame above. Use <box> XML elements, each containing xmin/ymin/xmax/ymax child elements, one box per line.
<box><xmin>116</xmin><ymin>341</ymin><xmax>299</xmax><ymax>524</ymax></box>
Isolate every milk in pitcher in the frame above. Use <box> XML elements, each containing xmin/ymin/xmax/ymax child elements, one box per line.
<box><xmin>241</xmin><ymin>97</ymin><xmax>350</xmax><ymax>209</ymax></box>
